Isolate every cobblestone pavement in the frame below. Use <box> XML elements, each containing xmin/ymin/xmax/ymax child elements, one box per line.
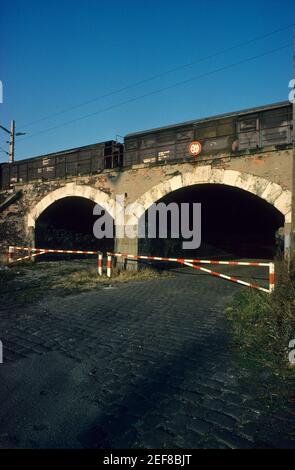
<box><xmin>0</xmin><ymin>265</ymin><xmax>294</xmax><ymax>449</ymax></box>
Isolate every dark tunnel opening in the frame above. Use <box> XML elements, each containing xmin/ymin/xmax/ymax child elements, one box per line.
<box><xmin>139</xmin><ymin>184</ymin><xmax>284</xmax><ymax>260</ymax></box>
<box><xmin>35</xmin><ymin>196</ymin><xmax>114</xmax><ymax>257</ymax></box>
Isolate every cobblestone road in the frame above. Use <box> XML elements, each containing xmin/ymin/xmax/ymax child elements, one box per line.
<box><xmin>0</xmin><ymin>266</ymin><xmax>294</xmax><ymax>449</ymax></box>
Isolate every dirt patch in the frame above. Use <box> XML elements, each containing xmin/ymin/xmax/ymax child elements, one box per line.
<box><xmin>0</xmin><ymin>260</ymin><xmax>172</xmax><ymax>310</ymax></box>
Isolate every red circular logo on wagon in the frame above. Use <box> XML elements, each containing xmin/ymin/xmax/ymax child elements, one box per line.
<box><xmin>188</xmin><ymin>141</ymin><xmax>202</xmax><ymax>157</ymax></box>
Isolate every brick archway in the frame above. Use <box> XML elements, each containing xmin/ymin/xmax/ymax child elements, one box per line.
<box><xmin>135</xmin><ymin>167</ymin><xmax>291</xmax><ymax>223</ymax></box>
<box><xmin>27</xmin><ymin>183</ymin><xmax>115</xmax><ymax>228</ymax></box>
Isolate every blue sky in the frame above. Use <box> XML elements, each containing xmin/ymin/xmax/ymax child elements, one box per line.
<box><xmin>0</xmin><ymin>0</ymin><xmax>294</xmax><ymax>161</ymax></box>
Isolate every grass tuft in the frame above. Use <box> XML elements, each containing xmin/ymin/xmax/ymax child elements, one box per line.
<box><xmin>52</xmin><ymin>266</ymin><xmax>169</xmax><ymax>292</ymax></box>
<box><xmin>0</xmin><ymin>260</ymin><xmax>172</xmax><ymax>308</ymax></box>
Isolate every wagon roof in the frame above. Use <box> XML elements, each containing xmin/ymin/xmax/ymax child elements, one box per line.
<box><xmin>125</xmin><ymin>101</ymin><xmax>291</xmax><ymax>139</ymax></box>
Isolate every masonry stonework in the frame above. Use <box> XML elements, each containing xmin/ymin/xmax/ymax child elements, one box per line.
<box><xmin>0</xmin><ymin>147</ymin><xmax>293</xmax><ymax>263</ymax></box>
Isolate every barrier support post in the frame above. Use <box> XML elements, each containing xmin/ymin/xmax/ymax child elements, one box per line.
<box><xmin>269</xmin><ymin>262</ymin><xmax>275</xmax><ymax>293</ymax></box>
<box><xmin>107</xmin><ymin>254</ymin><xmax>112</xmax><ymax>278</ymax></box>
<box><xmin>97</xmin><ymin>252</ymin><xmax>103</xmax><ymax>276</ymax></box>
<box><xmin>8</xmin><ymin>246</ymin><xmax>14</xmax><ymax>264</ymax></box>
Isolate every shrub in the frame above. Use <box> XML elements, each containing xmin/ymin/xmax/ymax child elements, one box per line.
<box><xmin>227</xmin><ymin>258</ymin><xmax>295</xmax><ymax>370</ymax></box>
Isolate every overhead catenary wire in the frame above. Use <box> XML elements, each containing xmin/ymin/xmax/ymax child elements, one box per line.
<box><xmin>17</xmin><ymin>42</ymin><xmax>292</xmax><ymax>149</ymax></box>
<box><xmin>19</xmin><ymin>23</ymin><xmax>294</xmax><ymax>130</ymax></box>
<box><xmin>0</xmin><ymin>147</ymin><xmax>9</xmax><ymax>160</ymax></box>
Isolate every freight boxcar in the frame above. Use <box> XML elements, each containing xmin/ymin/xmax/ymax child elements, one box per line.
<box><xmin>0</xmin><ymin>101</ymin><xmax>292</xmax><ymax>189</ymax></box>
<box><xmin>124</xmin><ymin>101</ymin><xmax>292</xmax><ymax>167</ymax></box>
<box><xmin>0</xmin><ymin>140</ymin><xmax>123</xmax><ymax>189</ymax></box>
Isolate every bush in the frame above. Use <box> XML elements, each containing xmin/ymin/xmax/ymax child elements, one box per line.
<box><xmin>227</xmin><ymin>258</ymin><xmax>295</xmax><ymax>370</ymax></box>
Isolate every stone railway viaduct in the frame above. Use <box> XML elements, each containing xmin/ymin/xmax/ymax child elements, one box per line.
<box><xmin>0</xmin><ymin>100</ymin><xmax>294</xmax><ymax>263</ymax></box>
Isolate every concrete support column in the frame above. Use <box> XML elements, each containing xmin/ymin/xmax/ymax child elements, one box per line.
<box><xmin>27</xmin><ymin>225</ymin><xmax>35</xmax><ymax>262</ymax></box>
<box><xmin>114</xmin><ymin>224</ymin><xmax>138</xmax><ymax>270</ymax></box>
<box><xmin>29</xmin><ymin>226</ymin><xmax>35</xmax><ymax>248</ymax></box>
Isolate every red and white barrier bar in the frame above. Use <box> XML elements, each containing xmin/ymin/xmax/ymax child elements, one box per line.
<box><xmin>269</xmin><ymin>263</ymin><xmax>275</xmax><ymax>293</ymax></box>
<box><xmin>8</xmin><ymin>246</ymin><xmax>47</xmax><ymax>263</ymax></box>
<box><xmin>12</xmin><ymin>246</ymin><xmax>99</xmax><ymax>255</ymax></box>
<box><xmin>108</xmin><ymin>252</ymin><xmax>270</xmax><ymax>267</ymax></box>
<box><xmin>107</xmin><ymin>251</ymin><xmax>275</xmax><ymax>293</ymax></box>
<box><xmin>182</xmin><ymin>260</ymin><xmax>270</xmax><ymax>293</ymax></box>
<box><xmin>8</xmin><ymin>246</ymin><xmax>14</xmax><ymax>264</ymax></box>
<box><xmin>98</xmin><ymin>252</ymin><xmax>103</xmax><ymax>277</ymax></box>
<box><xmin>7</xmin><ymin>246</ymin><xmax>275</xmax><ymax>291</ymax></box>
<box><xmin>107</xmin><ymin>255</ymin><xmax>112</xmax><ymax>278</ymax></box>
<box><xmin>8</xmin><ymin>246</ymin><xmax>104</xmax><ymax>276</ymax></box>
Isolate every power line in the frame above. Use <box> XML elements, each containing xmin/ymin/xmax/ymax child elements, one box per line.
<box><xmin>20</xmin><ymin>23</ymin><xmax>294</xmax><ymax>129</ymax></box>
<box><xmin>0</xmin><ymin>151</ymin><xmax>9</xmax><ymax>160</ymax></box>
<box><xmin>0</xmin><ymin>146</ymin><xmax>9</xmax><ymax>155</ymax></box>
<box><xmin>18</xmin><ymin>42</ymin><xmax>292</xmax><ymax>146</ymax></box>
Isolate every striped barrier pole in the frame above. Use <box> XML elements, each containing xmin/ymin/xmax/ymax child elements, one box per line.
<box><xmin>12</xmin><ymin>247</ymin><xmax>98</xmax><ymax>255</ymax></box>
<box><xmin>11</xmin><ymin>251</ymin><xmax>46</xmax><ymax>263</ymax></box>
<box><xmin>8</xmin><ymin>246</ymin><xmax>275</xmax><ymax>292</ymax></box>
<box><xmin>97</xmin><ymin>252</ymin><xmax>103</xmax><ymax>276</ymax></box>
<box><xmin>181</xmin><ymin>260</ymin><xmax>270</xmax><ymax>293</ymax></box>
<box><xmin>8</xmin><ymin>246</ymin><xmax>14</xmax><ymax>264</ymax></box>
<box><xmin>107</xmin><ymin>252</ymin><xmax>270</xmax><ymax>267</ymax></box>
<box><xmin>108</xmin><ymin>251</ymin><xmax>273</xmax><ymax>292</ymax></box>
<box><xmin>8</xmin><ymin>246</ymin><xmax>99</xmax><ymax>264</ymax></box>
<box><xmin>269</xmin><ymin>262</ymin><xmax>275</xmax><ymax>293</ymax></box>
<box><xmin>10</xmin><ymin>251</ymin><xmax>46</xmax><ymax>264</ymax></box>
<box><xmin>11</xmin><ymin>248</ymin><xmax>271</xmax><ymax>268</ymax></box>
<box><xmin>107</xmin><ymin>254</ymin><xmax>112</xmax><ymax>278</ymax></box>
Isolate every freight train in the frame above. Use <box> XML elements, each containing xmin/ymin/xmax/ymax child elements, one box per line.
<box><xmin>0</xmin><ymin>101</ymin><xmax>292</xmax><ymax>189</ymax></box>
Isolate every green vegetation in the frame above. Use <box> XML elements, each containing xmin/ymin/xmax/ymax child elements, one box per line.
<box><xmin>227</xmin><ymin>259</ymin><xmax>295</xmax><ymax>410</ymax></box>
<box><xmin>53</xmin><ymin>265</ymin><xmax>169</xmax><ymax>292</ymax></box>
<box><xmin>0</xmin><ymin>260</ymin><xmax>171</xmax><ymax>308</ymax></box>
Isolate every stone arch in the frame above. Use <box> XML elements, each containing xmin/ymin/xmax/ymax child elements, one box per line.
<box><xmin>135</xmin><ymin>166</ymin><xmax>291</xmax><ymax>223</ymax></box>
<box><xmin>27</xmin><ymin>183</ymin><xmax>115</xmax><ymax>228</ymax></box>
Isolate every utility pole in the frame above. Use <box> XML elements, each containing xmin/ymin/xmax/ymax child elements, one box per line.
<box><xmin>0</xmin><ymin>120</ymin><xmax>25</xmax><ymax>163</ymax></box>
<box><xmin>9</xmin><ymin>119</ymin><xmax>15</xmax><ymax>163</ymax></box>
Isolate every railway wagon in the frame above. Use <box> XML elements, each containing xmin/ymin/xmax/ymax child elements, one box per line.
<box><xmin>0</xmin><ymin>140</ymin><xmax>123</xmax><ymax>189</ymax></box>
<box><xmin>124</xmin><ymin>101</ymin><xmax>293</xmax><ymax>167</ymax></box>
<box><xmin>0</xmin><ymin>101</ymin><xmax>292</xmax><ymax>189</ymax></box>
